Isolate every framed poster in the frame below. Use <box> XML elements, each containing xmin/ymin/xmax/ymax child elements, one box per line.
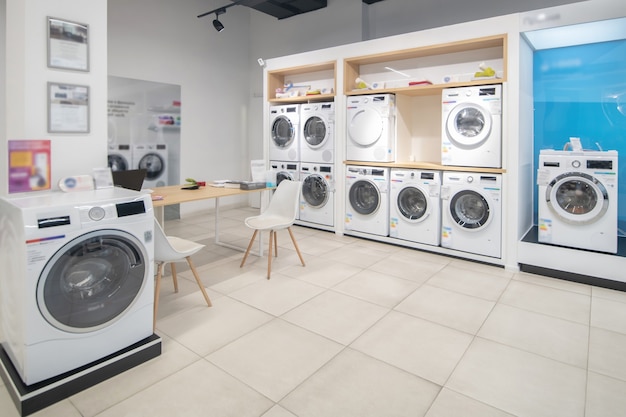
<box><xmin>8</xmin><ymin>140</ymin><xmax>51</xmax><ymax>193</ymax></box>
<box><xmin>47</xmin><ymin>17</ymin><xmax>89</xmax><ymax>72</ymax></box>
<box><xmin>48</xmin><ymin>82</ymin><xmax>90</xmax><ymax>133</ymax></box>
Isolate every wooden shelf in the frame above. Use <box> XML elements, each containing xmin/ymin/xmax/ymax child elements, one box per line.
<box><xmin>267</xmin><ymin>61</ymin><xmax>336</xmax><ymax>103</ymax></box>
<box><xmin>347</xmin><ymin>78</ymin><xmax>503</xmax><ymax>97</ymax></box>
<box><xmin>343</xmin><ymin>160</ymin><xmax>506</xmax><ymax>174</ymax></box>
<box><xmin>269</xmin><ymin>93</ymin><xmax>335</xmax><ymax>104</ymax></box>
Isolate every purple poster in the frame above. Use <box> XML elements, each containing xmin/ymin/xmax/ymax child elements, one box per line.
<box><xmin>8</xmin><ymin>140</ymin><xmax>52</xmax><ymax>193</ymax></box>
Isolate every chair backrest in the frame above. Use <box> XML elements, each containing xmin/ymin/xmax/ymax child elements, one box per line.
<box><xmin>153</xmin><ymin>218</ymin><xmax>182</xmax><ymax>262</ymax></box>
<box><xmin>266</xmin><ymin>180</ymin><xmax>302</xmax><ymax>222</ymax></box>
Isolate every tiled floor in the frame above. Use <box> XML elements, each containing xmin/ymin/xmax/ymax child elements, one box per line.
<box><xmin>3</xmin><ymin>206</ymin><xmax>626</xmax><ymax>416</ymax></box>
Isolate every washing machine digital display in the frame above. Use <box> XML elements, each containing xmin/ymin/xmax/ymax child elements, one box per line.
<box><xmin>450</xmin><ymin>190</ymin><xmax>491</xmax><ymax>229</ymax></box>
<box><xmin>349</xmin><ymin>180</ymin><xmax>381</xmax><ymax>215</ymax></box>
<box><xmin>272</xmin><ymin>116</ymin><xmax>295</xmax><ymax>148</ymax></box>
<box><xmin>302</xmin><ymin>174</ymin><xmax>329</xmax><ymax>208</ymax></box>
<box><xmin>397</xmin><ymin>187</ymin><xmax>428</xmax><ymax>221</ymax></box>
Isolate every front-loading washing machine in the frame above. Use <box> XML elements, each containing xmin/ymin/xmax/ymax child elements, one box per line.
<box><xmin>300</xmin><ymin>102</ymin><xmax>334</xmax><ymax>164</ymax></box>
<box><xmin>389</xmin><ymin>169</ymin><xmax>441</xmax><ymax>246</ymax></box>
<box><xmin>345</xmin><ymin>165</ymin><xmax>390</xmax><ymax>236</ymax></box>
<box><xmin>346</xmin><ymin>94</ymin><xmax>396</xmax><ymax>162</ymax></box>
<box><xmin>441</xmin><ymin>84</ymin><xmax>502</xmax><ymax>168</ymax></box>
<box><xmin>271</xmin><ymin>161</ymin><xmax>300</xmax><ymax>219</ymax></box>
<box><xmin>299</xmin><ymin>162</ymin><xmax>334</xmax><ymax>228</ymax></box>
<box><xmin>107</xmin><ymin>143</ymin><xmax>132</xmax><ymax>172</ymax></box>
<box><xmin>133</xmin><ymin>143</ymin><xmax>168</xmax><ymax>188</ymax></box>
<box><xmin>269</xmin><ymin>104</ymin><xmax>300</xmax><ymax>162</ymax></box>
<box><xmin>440</xmin><ymin>172</ymin><xmax>502</xmax><ymax>258</ymax></box>
<box><xmin>0</xmin><ymin>188</ymin><xmax>154</xmax><ymax>385</ymax></box>
<box><xmin>537</xmin><ymin>150</ymin><xmax>618</xmax><ymax>253</ymax></box>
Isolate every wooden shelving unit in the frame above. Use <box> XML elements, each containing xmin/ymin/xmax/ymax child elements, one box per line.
<box><xmin>267</xmin><ymin>61</ymin><xmax>336</xmax><ymax>103</ymax></box>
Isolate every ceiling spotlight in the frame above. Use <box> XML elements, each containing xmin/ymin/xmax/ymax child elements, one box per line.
<box><xmin>213</xmin><ymin>16</ymin><xmax>224</xmax><ymax>32</ymax></box>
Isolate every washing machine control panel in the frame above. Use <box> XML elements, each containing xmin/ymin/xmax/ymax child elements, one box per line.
<box><xmin>88</xmin><ymin>206</ymin><xmax>106</xmax><ymax>221</ymax></box>
<box><xmin>572</xmin><ymin>160</ymin><xmax>581</xmax><ymax>168</ymax></box>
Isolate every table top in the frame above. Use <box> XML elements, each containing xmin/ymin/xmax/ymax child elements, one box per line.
<box><xmin>150</xmin><ymin>184</ymin><xmax>268</xmax><ymax>207</ymax></box>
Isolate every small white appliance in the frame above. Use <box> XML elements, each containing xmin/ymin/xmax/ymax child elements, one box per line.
<box><xmin>345</xmin><ymin>165</ymin><xmax>390</xmax><ymax>236</ymax></box>
<box><xmin>300</xmin><ymin>102</ymin><xmax>334</xmax><ymax>164</ymax></box>
<box><xmin>299</xmin><ymin>163</ymin><xmax>334</xmax><ymax>228</ymax></box>
<box><xmin>269</xmin><ymin>104</ymin><xmax>300</xmax><ymax>162</ymax></box>
<box><xmin>537</xmin><ymin>150</ymin><xmax>618</xmax><ymax>253</ymax></box>
<box><xmin>133</xmin><ymin>143</ymin><xmax>168</xmax><ymax>188</ymax></box>
<box><xmin>107</xmin><ymin>143</ymin><xmax>132</xmax><ymax>172</ymax></box>
<box><xmin>0</xmin><ymin>188</ymin><xmax>154</xmax><ymax>385</ymax></box>
<box><xmin>440</xmin><ymin>172</ymin><xmax>502</xmax><ymax>258</ymax></box>
<box><xmin>389</xmin><ymin>169</ymin><xmax>441</xmax><ymax>246</ymax></box>
<box><xmin>441</xmin><ymin>84</ymin><xmax>502</xmax><ymax>168</ymax></box>
<box><xmin>346</xmin><ymin>94</ymin><xmax>396</xmax><ymax>162</ymax></box>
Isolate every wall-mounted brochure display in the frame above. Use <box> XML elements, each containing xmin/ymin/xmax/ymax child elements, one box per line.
<box><xmin>8</xmin><ymin>140</ymin><xmax>51</xmax><ymax>193</ymax></box>
<box><xmin>48</xmin><ymin>82</ymin><xmax>90</xmax><ymax>133</ymax></box>
<box><xmin>47</xmin><ymin>17</ymin><xmax>89</xmax><ymax>72</ymax></box>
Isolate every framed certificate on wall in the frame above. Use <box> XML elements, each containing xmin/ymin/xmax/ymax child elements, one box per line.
<box><xmin>48</xmin><ymin>82</ymin><xmax>90</xmax><ymax>133</ymax></box>
<box><xmin>47</xmin><ymin>17</ymin><xmax>89</xmax><ymax>72</ymax></box>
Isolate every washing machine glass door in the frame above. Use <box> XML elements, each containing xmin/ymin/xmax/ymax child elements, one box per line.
<box><xmin>138</xmin><ymin>153</ymin><xmax>164</xmax><ymax>180</ymax></box>
<box><xmin>546</xmin><ymin>172</ymin><xmax>608</xmax><ymax>224</ymax></box>
<box><xmin>349</xmin><ymin>180</ymin><xmax>381</xmax><ymax>215</ymax></box>
<box><xmin>348</xmin><ymin>109</ymin><xmax>383</xmax><ymax>147</ymax></box>
<box><xmin>449</xmin><ymin>190</ymin><xmax>491</xmax><ymax>229</ymax></box>
<box><xmin>108</xmin><ymin>154</ymin><xmax>128</xmax><ymax>172</ymax></box>
<box><xmin>303</xmin><ymin>174</ymin><xmax>329</xmax><ymax>208</ymax></box>
<box><xmin>303</xmin><ymin>116</ymin><xmax>327</xmax><ymax>149</ymax></box>
<box><xmin>37</xmin><ymin>229</ymin><xmax>148</xmax><ymax>333</ymax></box>
<box><xmin>272</xmin><ymin>116</ymin><xmax>295</xmax><ymax>149</ymax></box>
<box><xmin>446</xmin><ymin>103</ymin><xmax>492</xmax><ymax>149</ymax></box>
<box><xmin>397</xmin><ymin>186</ymin><xmax>429</xmax><ymax>222</ymax></box>
<box><xmin>276</xmin><ymin>171</ymin><xmax>296</xmax><ymax>186</ymax></box>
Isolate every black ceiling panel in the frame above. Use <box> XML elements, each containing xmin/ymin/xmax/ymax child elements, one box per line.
<box><xmin>237</xmin><ymin>0</ymin><xmax>327</xmax><ymax>19</ymax></box>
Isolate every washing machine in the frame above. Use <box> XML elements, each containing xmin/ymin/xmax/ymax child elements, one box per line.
<box><xmin>300</xmin><ymin>102</ymin><xmax>334</xmax><ymax>164</ymax></box>
<box><xmin>0</xmin><ymin>188</ymin><xmax>154</xmax><ymax>385</ymax></box>
<box><xmin>345</xmin><ymin>165</ymin><xmax>390</xmax><ymax>236</ymax></box>
<box><xmin>441</xmin><ymin>84</ymin><xmax>502</xmax><ymax>168</ymax></box>
<box><xmin>133</xmin><ymin>143</ymin><xmax>168</xmax><ymax>188</ymax></box>
<box><xmin>299</xmin><ymin>163</ymin><xmax>334</xmax><ymax>228</ymax></box>
<box><xmin>389</xmin><ymin>169</ymin><xmax>441</xmax><ymax>246</ymax></box>
<box><xmin>440</xmin><ymin>172</ymin><xmax>502</xmax><ymax>258</ymax></box>
<box><xmin>107</xmin><ymin>143</ymin><xmax>132</xmax><ymax>172</ymax></box>
<box><xmin>346</xmin><ymin>94</ymin><xmax>396</xmax><ymax>162</ymax></box>
<box><xmin>270</xmin><ymin>161</ymin><xmax>300</xmax><ymax>219</ymax></box>
<box><xmin>537</xmin><ymin>150</ymin><xmax>618</xmax><ymax>253</ymax></box>
<box><xmin>269</xmin><ymin>104</ymin><xmax>300</xmax><ymax>162</ymax></box>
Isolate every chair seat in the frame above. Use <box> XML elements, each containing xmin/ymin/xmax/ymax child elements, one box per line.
<box><xmin>166</xmin><ymin>236</ymin><xmax>204</xmax><ymax>258</ymax></box>
<box><xmin>245</xmin><ymin>214</ymin><xmax>293</xmax><ymax>231</ymax></box>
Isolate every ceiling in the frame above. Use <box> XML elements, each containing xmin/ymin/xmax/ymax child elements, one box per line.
<box><xmin>234</xmin><ymin>0</ymin><xmax>385</xmax><ymax>20</ymax></box>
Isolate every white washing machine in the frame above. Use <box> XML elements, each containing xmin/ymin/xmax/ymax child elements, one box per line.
<box><xmin>346</xmin><ymin>94</ymin><xmax>396</xmax><ymax>162</ymax></box>
<box><xmin>300</xmin><ymin>102</ymin><xmax>334</xmax><ymax>164</ymax></box>
<box><xmin>442</xmin><ymin>84</ymin><xmax>502</xmax><ymax>168</ymax></box>
<box><xmin>269</xmin><ymin>104</ymin><xmax>300</xmax><ymax>162</ymax></box>
<box><xmin>441</xmin><ymin>172</ymin><xmax>502</xmax><ymax>258</ymax></box>
<box><xmin>270</xmin><ymin>161</ymin><xmax>300</xmax><ymax>219</ymax></box>
<box><xmin>133</xmin><ymin>143</ymin><xmax>168</xmax><ymax>188</ymax></box>
<box><xmin>0</xmin><ymin>188</ymin><xmax>154</xmax><ymax>385</ymax></box>
<box><xmin>345</xmin><ymin>165</ymin><xmax>390</xmax><ymax>236</ymax></box>
<box><xmin>389</xmin><ymin>169</ymin><xmax>441</xmax><ymax>246</ymax></box>
<box><xmin>299</xmin><ymin>163</ymin><xmax>334</xmax><ymax>228</ymax></box>
<box><xmin>107</xmin><ymin>143</ymin><xmax>132</xmax><ymax>172</ymax></box>
<box><xmin>537</xmin><ymin>150</ymin><xmax>618</xmax><ymax>253</ymax></box>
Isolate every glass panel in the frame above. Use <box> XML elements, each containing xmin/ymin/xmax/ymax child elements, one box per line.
<box><xmin>138</xmin><ymin>154</ymin><xmax>164</xmax><ymax>180</ymax></box>
<box><xmin>349</xmin><ymin>180</ymin><xmax>379</xmax><ymax>215</ymax></box>
<box><xmin>555</xmin><ymin>180</ymin><xmax>598</xmax><ymax>215</ymax></box>
<box><xmin>397</xmin><ymin>187</ymin><xmax>427</xmax><ymax>220</ymax></box>
<box><xmin>303</xmin><ymin>116</ymin><xmax>326</xmax><ymax>147</ymax></box>
<box><xmin>451</xmin><ymin>191</ymin><xmax>489</xmax><ymax>229</ymax></box>
<box><xmin>303</xmin><ymin>175</ymin><xmax>328</xmax><ymax>207</ymax></box>
<box><xmin>272</xmin><ymin>117</ymin><xmax>294</xmax><ymax>148</ymax></box>
<box><xmin>455</xmin><ymin>107</ymin><xmax>485</xmax><ymax>137</ymax></box>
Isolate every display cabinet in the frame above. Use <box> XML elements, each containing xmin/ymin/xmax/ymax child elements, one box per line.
<box><xmin>267</xmin><ymin>61</ymin><xmax>336</xmax><ymax>103</ymax></box>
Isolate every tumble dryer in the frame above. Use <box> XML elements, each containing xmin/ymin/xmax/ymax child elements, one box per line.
<box><xmin>269</xmin><ymin>104</ymin><xmax>300</xmax><ymax>162</ymax></box>
<box><xmin>441</xmin><ymin>84</ymin><xmax>502</xmax><ymax>168</ymax></box>
<box><xmin>0</xmin><ymin>188</ymin><xmax>154</xmax><ymax>385</ymax></box>
<box><xmin>301</xmin><ymin>102</ymin><xmax>334</xmax><ymax>163</ymax></box>
<box><xmin>346</xmin><ymin>94</ymin><xmax>396</xmax><ymax>162</ymax></box>
<box><xmin>299</xmin><ymin>163</ymin><xmax>334</xmax><ymax>228</ymax></box>
<box><xmin>107</xmin><ymin>143</ymin><xmax>132</xmax><ymax>172</ymax></box>
<box><xmin>133</xmin><ymin>143</ymin><xmax>168</xmax><ymax>188</ymax></box>
<box><xmin>537</xmin><ymin>150</ymin><xmax>618</xmax><ymax>253</ymax></box>
<box><xmin>345</xmin><ymin>165</ymin><xmax>390</xmax><ymax>236</ymax></box>
<box><xmin>441</xmin><ymin>172</ymin><xmax>502</xmax><ymax>258</ymax></box>
<box><xmin>389</xmin><ymin>169</ymin><xmax>441</xmax><ymax>246</ymax></box>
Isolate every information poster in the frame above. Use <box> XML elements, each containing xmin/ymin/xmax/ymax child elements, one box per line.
<box><xmin>8</xmin><ymin>140</ymin><xmax>52</xmax><ymax>193</ymax></box>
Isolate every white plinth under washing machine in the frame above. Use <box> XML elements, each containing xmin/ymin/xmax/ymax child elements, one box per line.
<box><xmin>133</xmin><ymin>143</ymin><xmax>168</xmax><ymax>188</ymax></box>
<box><xmin>0</xmin><ymin>188</ymin><xmax>154</xmax><ymax>385</ymax></box>
<box><xmin>269</xmin><ymin>104</ymin><xmax>300</xmax><ymax>162</ymax></box>
<box><xmin>107</xmin><ymin>144</ymin><xmax>132</xmax><ymax>172</ymax></box>
<box><xmin>442</xmin><ymin>84</ymin><xmax>502</xmax><ymax>168</ymax></box>
<box><xmin>441</xmin><ymin>172</ymin><xmax>502</xmax><ymax>258</ymax></box>
<box><xmin>389</xmin><ymin>169</ymin><xmax>441</xmax><ymax>246</ymax></box>
<box><xmin>300</xmin><ymin>102</ymin><xmax>334</xmax><ymax>164</ymax></box>
<box><xmin>299</xmin><ymin>163</ymin><xmax>334</xmax><ymax>228</ymax></box>
<box><xmin>345</xmin><ymin>165</ymin><xmax>390</xmax><ymax>236</ymax></box>
<box><xmin>537</xmin><ymin>150</ymin><xmax>618</xmax><ymax>253</ymax></box>
<box><xmin>346</xmin><ymin>94</ymin><xmax>396</xmax><ymax>162</ymax></box>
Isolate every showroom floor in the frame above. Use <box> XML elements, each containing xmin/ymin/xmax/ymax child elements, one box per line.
<box><xmin>2</xmin><ymin>206</ymin><xmax>626</xmax><ymax>417</ymax></box>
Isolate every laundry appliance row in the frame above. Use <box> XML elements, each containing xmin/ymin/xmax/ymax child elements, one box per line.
<box><xmin>107</xmin><ymin>142</ymin><xmax>169</xmax><ymax>188</ymax></box>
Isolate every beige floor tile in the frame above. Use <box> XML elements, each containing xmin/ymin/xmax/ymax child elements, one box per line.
<box><xmin>590</xmin><ymin>296</ymin><xmax>626</xmax><ymax>334</ymax></box>
<box><xmin>426</xmin><ymin>265</ymin><xmax>510</xmax><ymax>301</ymax></box>
<box><xmin>280</xmin><ymin>348</ymin><xmax>440</xmax><ymax>417</ymax></box>
<box><xmin>352</xmin><ymin>311</ymin><xmax>473</xmax><ymax>385</ymax></box>
<box><xmin>585</xmin><ymin>371</ymin><xmax>626</xmax><ymax>417</ymax></box>
<box><xmin>425</xmin><ymin>388</ymin><xmax>515</xmax><ymax>417</ymax></box>
<box><xmin>1</xmin><ymin>386</ymin><xmax>24</xmax><ymax>417</ymax></box>
<box><xmin>592</xmin><ymin>285</ymin><xmax>626</xmax><ymax>303</ymax></box>
<box><xmin>588</xmin><ymin>327</ymin><xmax>626</xmax><ymax>382</ymax></box>
<box><xmin>208</xmin><ymin>266</ymin><xmax>267</xmax><ymax>295</ymax></box>
<box><xmin>325</xmin><ymin>243</ymin><xmax>393</xmax><ymax>268</ymax></box>
<box><xmin>32</xmin><ymin>400</ymin><xmax>82</xmax><ymax>417</ymax></box>
<box><xmin>332</xmin><ymin>269</ymin><xmax>421</xmax><ymax>308</ymax></box>
<box><xmin>261</xmin><ymin>405</ymin><xmax>298</xmax><ymax>417</ymax></box>
<box><xmin>207</xmin><ymin>319</ymin><xmax>343</xmax><ymax>402</ymax></box>
<box><xmin>293</xmin><ymin>234</ymin><xmax>348</xmax><ymax>256</ymax></box>
<box><xmin>279</xmin><ymin>257</ymin><xmax>361</xmax><ymax>288</ymax></box>
<box><xmin>449</xmin><ymin>259</ymin><xmax>514</xmax><ymax>279</ymax></box>
<box><xmin>513</xmin><ymin>271</ymin><xmax>591</xmax><ymax>295</ymax></box>
<box><xmin>368</xmin><ymin>252</ymin><xmax>446</xmax><ymax>283</ymax></box>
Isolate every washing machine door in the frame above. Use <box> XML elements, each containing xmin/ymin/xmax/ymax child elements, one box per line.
<box><xmin>545</xmin><ymin>172</ymin><xmax>609</xmax><ymax>224</ymax></box>
<box><xmin>276</xmin><ymin>170</ymin><xmax>296</xmax><ymax>186</ymax></box>
<box><xmin>303</xmin><ymin>116</ymin><xmax>327</xmax><ymax>149</ymax></box>
<box><xmin>37</xmin><ymin>229</ymin><xmax>148</xmax><ymax>333</ymax></box>
<box><xmin>445</xmin><ymin>103</ymin><xmax>492</xmax><ymax>149</ymax></box>
<box><xmin>349</xmin><ymin>180</ymin><xmax>381</xmax><ymax>215</ymax></box>
<box><xmin>302</xmin><ymin>174</ymin><xmax>329</xmax><ymax>208</ymax></box>
<box><xmin>449</xmin><ymin>189</ymin><xmax>491</xmax><ymax>230</ymax></box>
<box><xmin>137</xmin><ymin>153</ymin><xmax>164</xmax><ymax>180</ymax></box>
<box><xmin>348</xmin><ymin>108</ymin><xmax>383</xmax><ymax>148</ymax></box>
<box><xmin>271</xmin><ymin>116</ymin><xmax>295</xmax><ymax>149</ymax></box>
<box><xmin>397</xmin><ymin>186</ymin><xmax>429</xmax><ymax>222</ymax></box>
<box><xmin>107</xmin><ymin>154</ymin><xmax>128</xmax><ymax>172</ymax></box>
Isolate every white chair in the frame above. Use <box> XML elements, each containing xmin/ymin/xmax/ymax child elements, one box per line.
<box><xmin>240</xmin><ymin>180</ymin><xmax>305</xmax><ymax>279</ymax></box>
<box><xmin>153</xmin><ymin>219</ymin><xmax>212</xmax><ymax>329</ymax></box>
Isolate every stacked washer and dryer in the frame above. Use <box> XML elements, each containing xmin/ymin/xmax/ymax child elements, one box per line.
<box><xmin>107</xmin><ymin>142</ymin><xmax>169</xmax><ymax>189</ymax></box>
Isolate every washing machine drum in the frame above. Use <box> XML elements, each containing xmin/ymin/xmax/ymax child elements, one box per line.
<box><xmin>446</xmin><ymin>103</ymin><xmax>492</xmax><ymax>148</ymax></box>
<box><xmin>276</xmin><ymin>171</ymin><xmax>296</xmax><ymax>186</ymax></box>
<box><xmin>450</xmin><ymin>190</ymin><xmax>491</xmax><ymax>230</ymax></box>
<box><xmin>349</xmin><ymin>180</ymin><xmax>381</xmax><ymax>215</ymax></box>
<box><xmin>303</xmin><ymin>116</ymin><xmax>326</xmax><ymax>148</ymax></box>
<box><xmin>545</xmin><ymin>172</ymin><xmax>609</xmax><ymax>224</ymax></box>
<box><xmin>108</xmin><ymin>154</ymin><xmax>128</xmax><ymax>172</ymax></box>
<box><xmin>397</xmin><ymin>187</ymin><xmax>428</xmax><ymax>222</ymax></box>
<box><xmin>272</xmin><ymin>116</ymin><xmax>295</xmax><ymax>148</ymax></box>
<box><xmin>37</xmin><ymin>230</ymin><xmax>148</xmax><ymax>333</ymax></box>
<box><xmin>138</xmin><ymin>153</ymin><xmax>164</xmax><ymax>180</ymax></box>
<box><xmin>303</xmin><ymin>174</ymin><xmax>329</xmax><ymax>208</ymax></box>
